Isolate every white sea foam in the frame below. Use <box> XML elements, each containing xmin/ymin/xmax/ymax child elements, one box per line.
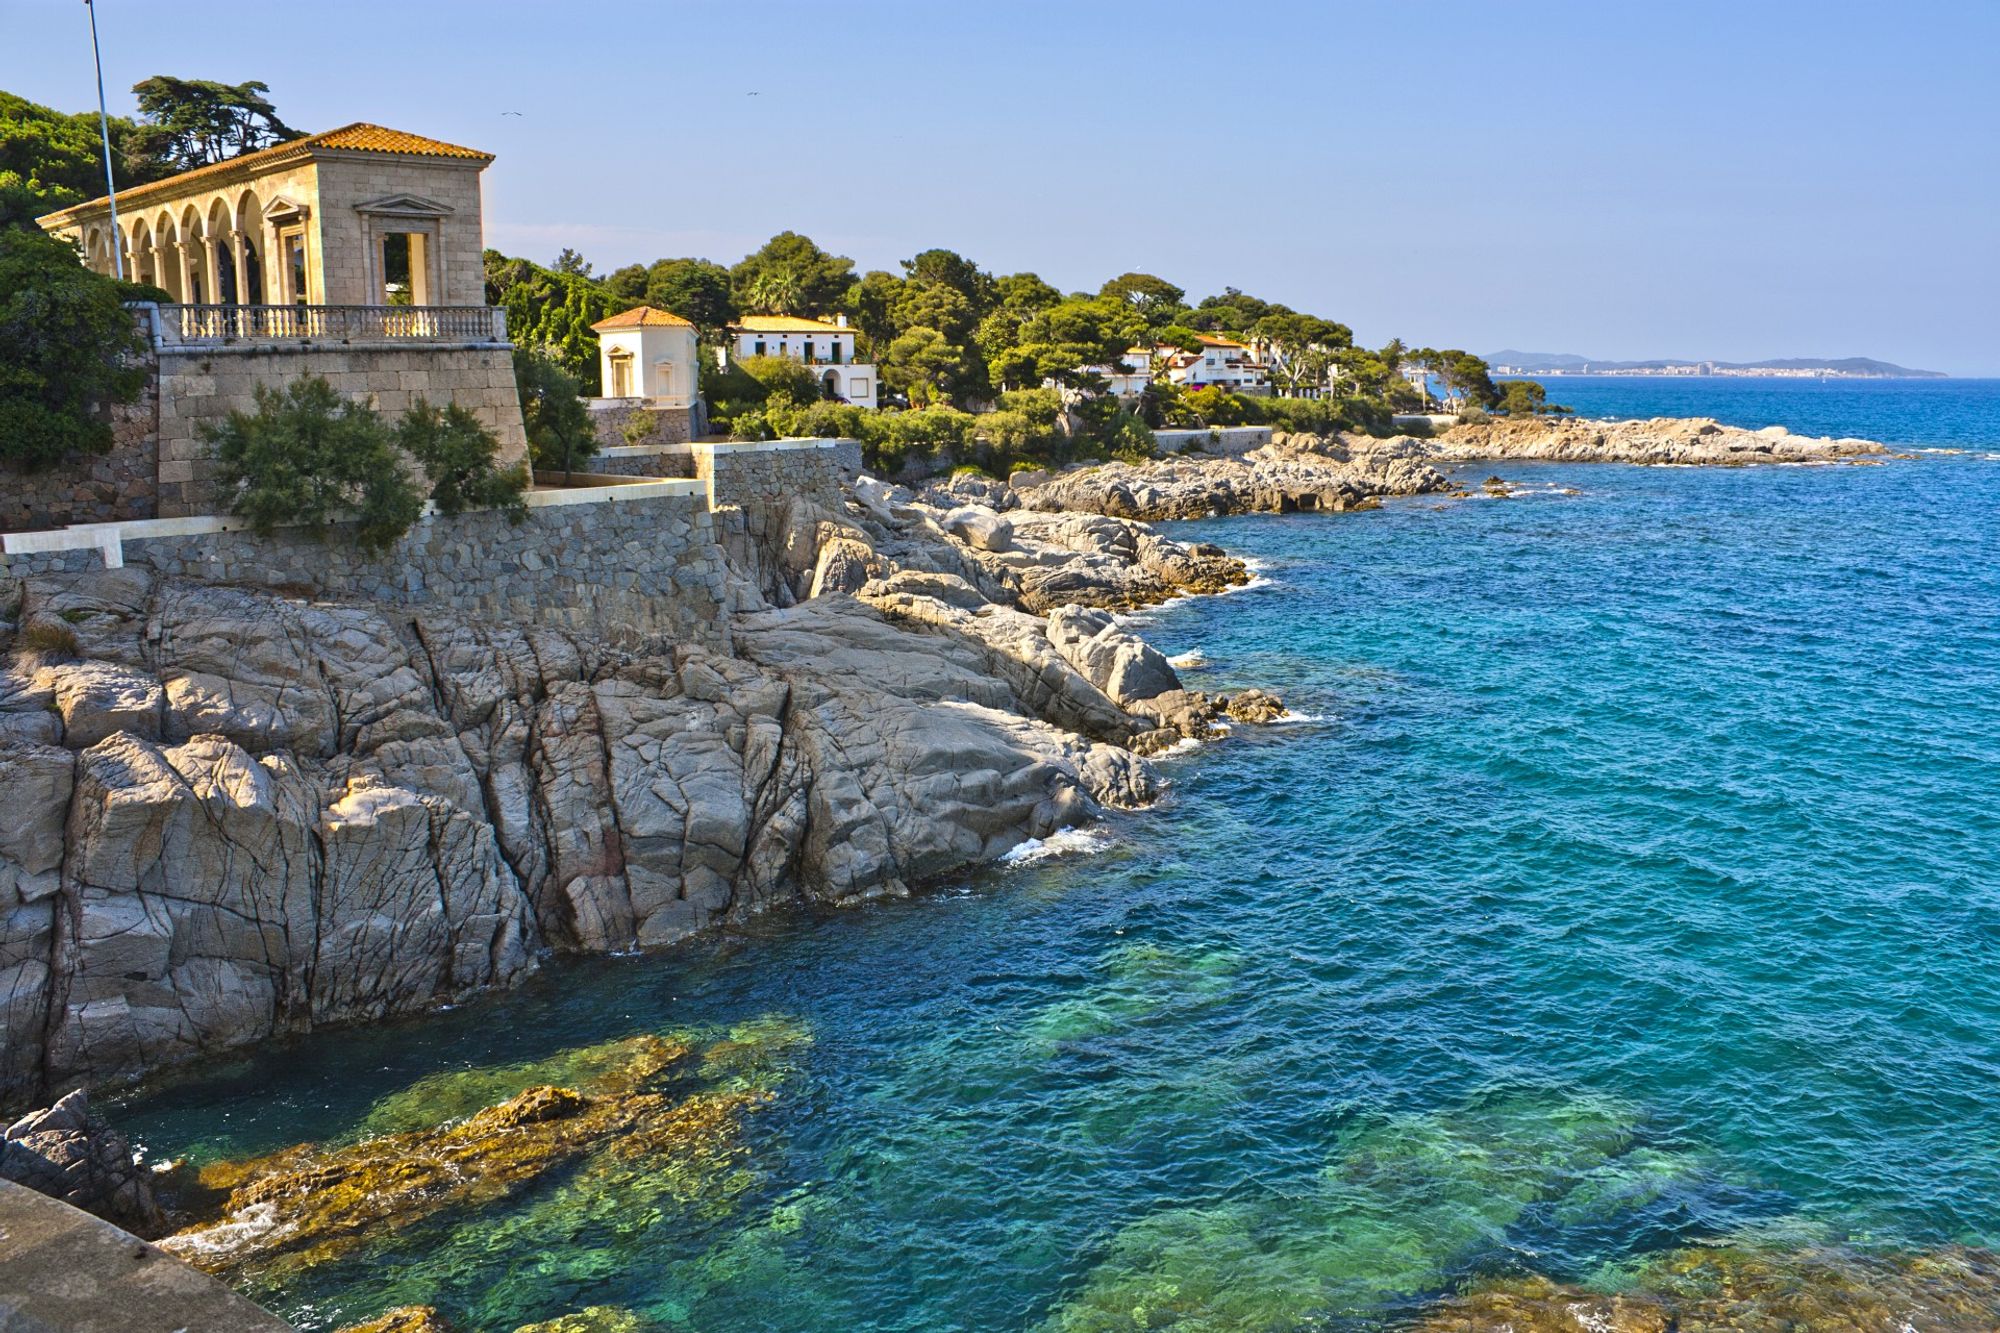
<box><xmin>999</xmin><ymin>827</ymin><xmax>1114</xmax><ymax>866</ymax></box>
<box><xmin>1166</xmin><ymin>648</ymin><xmax>1206</xmax><ymax>668</ymax></box>
<box><xmin>164</xmin><ymin>1202</ymin><xmax>280</xmax><ymax>1257</ymax></box>
<box><xmin>1269</xmin><ymin>710</ymin><xmax>1332</xmax><ymax>724</ymax></box>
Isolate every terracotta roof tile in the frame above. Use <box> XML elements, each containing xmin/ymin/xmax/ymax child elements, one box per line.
<box><xmin>591</xmin><ymin>306</ymin><xmax>696</xmax><ymax>331</ymax></box>
<box><xmin>38</xmin><ymin>122</ymin><xmax>493</xmax><ymax>223</ymax></box>
<box><xmin>730</xmin><ymin>315</ymin><xmax>851</xmax><ymax>334</ymax></box>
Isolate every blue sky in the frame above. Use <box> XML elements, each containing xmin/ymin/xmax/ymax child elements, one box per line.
<box><xmin>8</xmin><ymin>0</ymin><xmax>1997</xmax><ymax>372</ymax></box>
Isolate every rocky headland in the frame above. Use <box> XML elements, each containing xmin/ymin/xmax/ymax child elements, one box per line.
<box><xmin>0</xmin><ymin>471</ymin><xmax>1283</xmax><ymax>1122</ymax></box>
<box><xmin>938</xmin><ymin>416</ymin><xmax>1892</xmax><ymax>522</ymax></box>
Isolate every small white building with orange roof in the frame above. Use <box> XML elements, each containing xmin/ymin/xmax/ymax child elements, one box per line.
<box><xmin>592</xmin><ymin>306</ymin><xmax>699</xmax><ymax>403</ymax></box>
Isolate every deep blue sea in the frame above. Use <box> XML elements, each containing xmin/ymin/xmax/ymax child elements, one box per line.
<box><xmin>116</xmin><ymin>379</ymin><xmax>2000</xmax><ymax>1330</ymax></box>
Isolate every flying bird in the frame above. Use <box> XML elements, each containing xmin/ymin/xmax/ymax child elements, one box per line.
<box><xmin>501</xmin><ymin>110</ymin><xmax>523</xmax><ymax>117</ymax></box>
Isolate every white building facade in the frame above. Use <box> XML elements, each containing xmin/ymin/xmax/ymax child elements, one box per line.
<box><xmin>591</xmin><ymin>306</ymin><xmax>699</xmax><ymax>403</ymax></box>
<box><xmin>723</xmin><ymin>315</ymin><xmax>878</xmax><ymax>409</ymax></box>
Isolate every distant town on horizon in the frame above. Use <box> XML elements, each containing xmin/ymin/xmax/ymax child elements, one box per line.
<box><xmin>1487</xmin><ymin>351</ymin><xmax>1947</xmax><ymax>379</ymax></box>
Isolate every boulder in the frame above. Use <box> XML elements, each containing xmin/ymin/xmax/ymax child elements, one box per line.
<box><xmin>0</xmin><ymin>1089</ymin><xmax>164</xmax><ymax>1237</ymax></box>
<box><xmin>1046</xmin><ymin>606</ymin><xmax>1182</xmax><ymax>705</ymax></box>
<box><xmin>942</xmin><ymin>504</ymin><xmax>1015</xmax><ymax>552</ymax></box>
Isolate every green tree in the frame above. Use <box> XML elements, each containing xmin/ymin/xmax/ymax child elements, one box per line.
<box><xmin>485</xmin><ymin>250</ymin><xmax>617</xmax><ymax>390</ymax></box>
<box><xmin>396</xmin><ymin>399</ymin><xmax>528</xmax><ymax>519</ymax></box>
<box><xmin>882</xmin><ymin>327</ymin><xmax>965</xmax><ymax>408</ymax></box>
<box><xmin>128</xmin><ymin>76</ymin><xmax>299</xmax><ymax>172</ymax></box>
<box><xmin>206</xmin><ymin>375</ymin><xmax>422</xmax><ymax>554</ymax></box>
<box><xmin>603</xmin><ymin>263</ymin><xmax>648</xmax><ymax>306</ymax></box>
<box><xmin>845</xmin><ymin>269</ymin><xmax>906</xmax><ymax>349</ymax></box>
<box><xmin>1499</xmin><ymin>379</ymin><xmax>1552</xmax><ymax>416</ymax></box>
<box><xmin>994</xmin><ymin>271</ymin><xmax>1061</xmax><ymax>312</ymax></box>
<box><xmin>511</xmin><ymin>345</ymin><xmax>593</xmax><ymax>478</ymax></box>
<box><xmin>730</xmin><ymin>232</ymin><xmax>853</xmax><ymax>316</ymax></box>
<box><xmin>903</xmin><ymin>248</ymin><xmax>996</xmax><ymax>316</ymax></box>
<box><xmin>644</xmin><ymin>257</ymin><xmax>736</xmax><ymax>331</ymax></box>
<box><xmin>0</xmin><ymin>229</ymin><xmax>146</xmax><ymax>467</ymax></box>
<box><xmin>1099</xmin><ymin>272</ymin><xmax>1187</xmax><ymax>327</ymax></box>
<box><xmin>984</xmin><ymin>295</ymin><xmax>1146</xmax><ymax>391</ymax></box>
<box><xmin>1189</xmin><ymin>287</ymin><xmax>1276</xmax><ymax>334</ymax></box>
<box><xmin>0</xmin><ymin>90</ymin><xmax>170</xmax><ymax>232</ymax></box>
<box><xmin>737</xmin><ymin>353</ymin><xmax>823</xmax><ymax>405</ymax></box>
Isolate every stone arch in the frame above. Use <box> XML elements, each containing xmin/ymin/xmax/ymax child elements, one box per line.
<box><xmin>205</xmin><ymin>197</ymin><xmax>237</xmax><ymax>304</ymax></box>
<box><xmin>152</xmin><ymin>209</ymin><xmax>181</xmax><ymax>299</ymax></box>
<box><xmin>128</xmin><ymin>216</ymin><xmax>154</xmax><ymax>288</ymax></box>
<box><xmin>179</xmin><ymin>204</ymin><xmax>206</xmax><ymax>302</ymax></box>
<box><xmin>233</xmin><ymin>188</ymin><xmax>267</xmax><ymax>304</ymax></box>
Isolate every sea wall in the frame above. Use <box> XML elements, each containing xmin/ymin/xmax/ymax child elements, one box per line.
<box><xmin>0</xmin><ymin>308</ymin><xmax>533</xmax><ymax>533</ymax></box>
<box><xmin>581</xmin><ymin>442</ymin><xmax>698</xmax><ymax>479</ymax></box>
<box><xmin>0</xmin><ymin>480</ymin><xmax>729</xmax><ymax>648</ymax></box>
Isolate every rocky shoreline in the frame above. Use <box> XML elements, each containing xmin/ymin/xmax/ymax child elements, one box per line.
<box><xmin>933</xmin><ymin>415</ymin><xmax>1893</xmax><ymax>521</ymax></box>
<box><xmin>0</xmin><ymin>468</ymin><xmax>1286</xmax><ymax>1122</ymax></box>
<box><xmin>0</xmin><ymin>412</ymin><xmax>1912</xmax><ymax>1330</ymax></box>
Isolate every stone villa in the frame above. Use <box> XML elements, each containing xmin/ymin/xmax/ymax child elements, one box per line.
<box><xmin>19</xmin><ymin>123</ymin><xmax>528</xmax><ymax>527</ymax></box>
<box><xmin>38</xmin><ymin>122</ymin><xmax>493</xmax><ymax>311</ymax></box>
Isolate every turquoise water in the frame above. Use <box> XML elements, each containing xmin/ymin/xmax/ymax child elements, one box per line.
<box><xmin>1523</xmin><ymin>373</ymin><xmax>2000</xmax><ymax>448</ymax></box>
<box><xmin>115</xmin><ymin>387</ymin><xmax>2000</xmax><ymax>1330</ymax></box>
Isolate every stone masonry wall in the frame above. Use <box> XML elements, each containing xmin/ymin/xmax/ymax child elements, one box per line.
<box><xmin>1</xmin><ymin>488</ymin><xmax>731</xmax><ymax>649</ymax></box>
<box><xmin>0</xmin><ymin>362</ymin><xmax>160</xmax><ymax>533</ymax></box>
<box><xmin>694</xmin><ymin>439</ymin><xmax>861</xmax><ymax>514</ymax></box>
<box><xmin>155</xmin><ymin>343</ymin><xmax>529</xmax><ymax>517</ymax></box>
<box><xmin>580</xmin><ymin>445</ymin><xmax>698</xmax><ymax>479</ymax></box>
<box><xmin>586</xmin><ymin>400</ymin><xmax>698</xmax><ymax>452</ymax></box>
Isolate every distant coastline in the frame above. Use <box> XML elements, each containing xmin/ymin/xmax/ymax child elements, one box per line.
<box><xmin>1486</xmin><ymin>350</ymin><xmax>1946</xmax><ymax>379</ymax></box>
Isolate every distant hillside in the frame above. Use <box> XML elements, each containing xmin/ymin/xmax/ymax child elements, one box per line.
<box><xmin>1485</xmin><ymin>350</ymin><xmax>1946</xmax><ymax>378</ymax></box>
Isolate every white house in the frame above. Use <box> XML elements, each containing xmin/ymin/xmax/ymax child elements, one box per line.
<box><xmin>723</xmin><ymin>314</ymin><xmax>878</xmax><ymax>409</ymax></box>
<box><xmin>591</xmin><ymin>305</ymin><xmax>699</xmax><ymax>402</ymax></box>
<box><xmin>1160</xmin><ymin>335</ymin><xmax>1271</xmax><ymax>394</ymax></box>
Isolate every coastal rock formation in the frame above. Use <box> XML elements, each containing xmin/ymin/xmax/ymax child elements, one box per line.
<box><xmin>0</xmin><ymin>1088</ymin><xmax>164</xmax><ymax>1237</ymax></box>
<box><xmin>0</xmin><ymin>474</ymin><xmax>1282</xmax><ymax>1108</ymax></box>
<box><xmin>1001</xmin><ymin>436</ymin><xmax>1450</xmax><ymax>521</ymax></box>
<box><xmin>1428</xmin><ymin>414</ymin><xmax>1890</xmax><ymax>465</ymax></box>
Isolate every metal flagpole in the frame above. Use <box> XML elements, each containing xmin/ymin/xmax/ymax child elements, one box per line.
<box><xmin>85</xmin><ymin>0</ymin><xmax>124</xmax><ymax>279</ymax></box>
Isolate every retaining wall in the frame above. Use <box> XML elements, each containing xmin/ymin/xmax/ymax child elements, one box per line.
<box><xmin>156</xmin><ymin>341</ymin><xmax>529</xmax><ymax>518</ymax></box>
<box><xmin>586</xmin><ymin>398</ymin><xmax>700</xmax><ymax>451</ymax></box>
<box><xmin>1</xmin><ymin>480</ymin><xmax>729</xmax><ymax>647</ymax></box>
<box><xmin>1150</xmin><ymin>425</ymin><xmax>1273</xmax><ymax>456</ymax></box>
<box><xmin>0</xmin><ymin>356</ymin><xmax>160</xmax><ymax>533</ymax></box>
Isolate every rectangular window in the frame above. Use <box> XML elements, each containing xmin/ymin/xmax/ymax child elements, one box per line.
<box><xmin>754</xmin><ymin>340</ymin><xmax>766</xmax><ymax>356</ymax></box>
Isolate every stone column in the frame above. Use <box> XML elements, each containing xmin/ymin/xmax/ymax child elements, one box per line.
<box><xmin>229</xmin><ymin>231</ymin><xmax>250</xmax><ymax>306</ymax></box>
<box><xmin>178</xmin><ymin>241</ymin><xmax>202</xmax><ymax>305</ymax></box>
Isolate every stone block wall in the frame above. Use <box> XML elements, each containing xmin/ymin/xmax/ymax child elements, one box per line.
<box><xmin>155</xmin><ymin>343</ymin><xmax>529</xmax><ymax>516</ymax></box>
<box><xmin>1150</xmin><ymin>425</ymin><xmax>1273</xmax><ymax>456</ymax></box>
<box><xmin>579</xmin><ymin>445</ymin><xmax>698</xmax><ymax>479</ymax></box>
<box><xmin>694</xmin><ymin>439</ymin><xmax>861</xmax><ymax>514</ymax></box>
<box><xmin>1</xmin><ymin>486</ymin><xmax>730</xmax><ymax>649</ymax></box>
<box><xmin>0</xmin><ymin>363</ymin><xmax>160</xmax><ymax>532</ymax></box>
<box><xmin>586</xmin><ymin>399</ymin><xmax>699</xmax><ymax>451</ymax></box>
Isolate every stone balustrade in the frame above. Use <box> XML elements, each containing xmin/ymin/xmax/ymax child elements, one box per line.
<box><xmin>151</xmin><ymin>302</ymin><xmax>508</xmax><ymax>347</ymax></box>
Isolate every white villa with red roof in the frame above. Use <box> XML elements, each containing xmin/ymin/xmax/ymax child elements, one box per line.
<box><xmin>723</xmin><ymin>315</ymin><xmax>879</xmax><ymax>409</ymax></box>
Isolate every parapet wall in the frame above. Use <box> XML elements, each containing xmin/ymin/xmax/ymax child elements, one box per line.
<box><xmin>1</xmin><ymin>480</ymin><xmax>729</xmax><ymax>648</ymax></box>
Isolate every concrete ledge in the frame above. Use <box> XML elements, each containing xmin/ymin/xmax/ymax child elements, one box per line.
<box><xmin>592</xmin><ymin>443</ymin><xmax>695</xmax><ymax>460</ymax></box>
<box><xmin>522</xmin><ymin>478</ymin><xmax>704</xmax><ymax>507</ymax></box>
<box><xmin>0</xmin><ymin>1179</ymin><xmax>292</xmax><ymax>1332</ymax></box>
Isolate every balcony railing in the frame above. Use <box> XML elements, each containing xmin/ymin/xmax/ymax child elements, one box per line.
<box><xmin>152</xmin><ymin>304</ymin><xmax>509</xmax><ymax>347</ymax></box>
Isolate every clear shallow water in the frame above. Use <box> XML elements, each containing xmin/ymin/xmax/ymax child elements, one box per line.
<box><xmin>114</xmin><ymin>400</ymin><xmax>2000</xmax><ymax>1329</ymax></box>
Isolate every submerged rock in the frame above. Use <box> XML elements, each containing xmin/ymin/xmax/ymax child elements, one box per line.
<box><xmin>1418</xmin><ymin>1238</ymin><xmax>2000</xmax><ymax>1331</ymax></box>
<box><xmin>161</xmin><ymin>1029</ymin><xmax>772</xmax><ymax>1282</ymax></box>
